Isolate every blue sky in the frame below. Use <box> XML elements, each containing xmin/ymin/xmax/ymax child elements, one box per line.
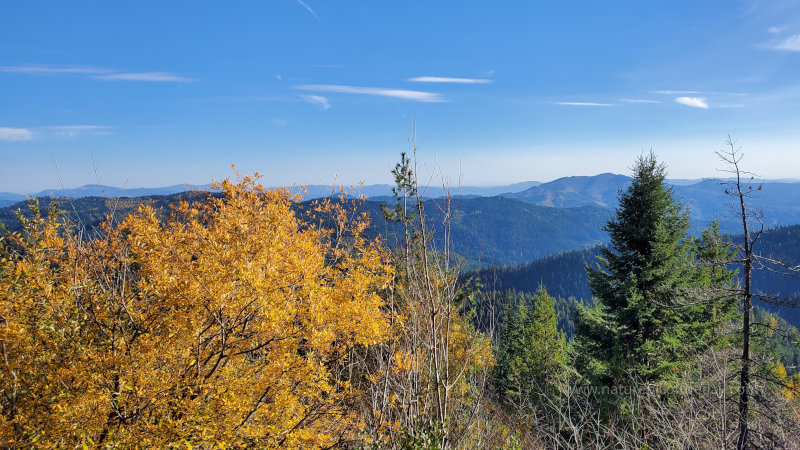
<box><xmin>1</xmin><ymin>0</ymin><xmax>799</xmax><ymax>193</ymax></box>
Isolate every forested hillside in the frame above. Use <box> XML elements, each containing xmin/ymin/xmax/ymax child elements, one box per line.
<box><xmin>473</xmin><ymin>224</ymin><xmax>800</xmax><ymax>331</ymax></box>
<box><xmin>473</xmin><ymin>247</ymin><xmax>600</xmax><ymax>301</ymax></box>
<box><xmin>0</xmin><ymin>193</ymin><xmax>610</xmax><ymax>266</ymax></box>
<box><xmin>430</xmin><ymin>196</ymin><xmax>609</xmax><ymax>265</ymax></box>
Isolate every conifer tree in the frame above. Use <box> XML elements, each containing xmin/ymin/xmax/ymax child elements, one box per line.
<box><xmin>494</xmin><ymin>287</ymin><xmax>566</xmax><ymax>411</ymax></box>
<box><xmin>574</xmin><ymin>153</ymin><xmax>736</xmax><ymax>385</ymax></box>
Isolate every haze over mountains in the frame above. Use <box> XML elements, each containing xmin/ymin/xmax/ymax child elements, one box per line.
<box><xmin>0</xmin><ymin>181</ymin><xmax>542</xmax><ymax>208</ymax></box>
<box><xmin>503</xmin><ymin>174</ymin><xmax>800</xmax><ymax>232</ymax></box>
<box><xmin>4</xmin><ymin>174</ymin><xmax>799</xmax><ymax>231</ymax></box>
<box><xmin>0</xmin><ymin>184</ymin><xmax>210</xmax><ymax>207</ymax></box>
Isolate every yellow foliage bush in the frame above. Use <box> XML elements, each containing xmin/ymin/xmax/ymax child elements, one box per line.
<box><xmin>0</xmin><ymin>176</ymin><xmax>393</xmax><ymax>448</ymax></box>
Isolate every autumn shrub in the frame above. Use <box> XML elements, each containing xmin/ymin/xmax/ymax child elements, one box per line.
<box><xmin>347</xmin><ymin>152</ymin><xmax>500</xmax><ymax>449</ymax></box>
<box><xmin>0</xmin><ymin>176</ymin><xmax>393</xmax><ymax>448</ymax></box>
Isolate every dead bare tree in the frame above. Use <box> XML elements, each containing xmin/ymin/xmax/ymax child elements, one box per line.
<box><xmin>716</xmin><ymin>137</ymin><xmax>800</xmax><ymax>449</ymax></box>
<box><xmin>716</xmin><ymin>138</ymin><xmax>761</xmax><ymax>449</ymax></box>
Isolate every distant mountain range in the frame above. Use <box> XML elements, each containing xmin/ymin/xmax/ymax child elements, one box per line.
<box><xmin>0</xmin><ymin>184</ymin><xmax>211</xmax><ymax>207</ymax></box>
<box><xmin>282</xmin><ymin>180</ymin><xmax>544</xmax><ymax>201</ymax></box>
<box><xmin>3</xmin><ymin>174</ymin><xmax>798</xmax><ymax>233</ymax></box>
<box><xmin>498</xmin><ymin>174</ymin><xmax>800</xmax><ymax>232</ymax></box>
<box><xmin>0</xmin><ymin>173</ymin><xmax>800</xmax><ymax>208</ymax></box>
<box><xmin>0</xmin><ymin>181</ymin><xmax>543</xmax><ymax>208</ymax></box>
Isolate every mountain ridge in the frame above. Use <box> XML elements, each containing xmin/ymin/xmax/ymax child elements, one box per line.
<box><xmin>3</xmin><ymin>174</ymin><xmax>799</xmax><ymax>233</ymax></box>
<box><xmin>0</xmin><ymin>181</ymin><xmax>543</xmax><ymax>207</ymax></box>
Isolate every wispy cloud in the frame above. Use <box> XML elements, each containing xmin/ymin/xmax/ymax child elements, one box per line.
<box><xmin>294</xmin><ymin>84</ymin><xmax>447</xmax><ymax>102</ymax></box>
<box><xmin>43</xmin><ymin>125</ymin><xmax>113</xmax><ymax>138</ymax></box>
<box><xmin>408</xmin><ymin>76</ymin><xmax>492</xmax><ymax>84</ymax></box>
<box><xmin>308</xmin><ymin>64</ymin><xmax>349</xmax><ymax>68</ymax></box>
<box><xmin>241</xmin><ymin>95</ymin><xmax>294</xmax><ymax>102</ymax></box>
<box><xmin>552</xmin><ymin>101</ymin><xmax>614</xmax><ymax>106</ymax></box>
<box><xmin>93</xmin><ymin>72</ymin><xmax>197</xmax><ymax>82</ymax></box>
<box><xmin>650</xmin><ymin>90</ymin><xmax>703</xmax><ymax>95</ymax></box>
<box><xmin>675</xmin><ymin>97</ymin><xmax>709</xmax><ymax>109</ymax></box>
<box><xmin>0</xmin><ymin>125</ymin><xmax>112</xmax><ymax>141</ymax></box>
<box><xmin>299</xmin><ymin>94</ymin><xmax>331</xmax><ymax>110</ymax></box>
<box><xmin>770</xmin><ymin>34</ymin><xmax>800</xmax><ymax>51</ymax></box>
<box><xmin>1</xmin><ymin>64</ymin><xmax>196</xmax><ymax>82</ymax></box>
<box><xmin>273</xmin><ymin>118</ymin><xmax>288</xmax><ymax>127</ymax></box>
<box><xmin>0</xmin><ymin>127</ymin><xmax>34</xmax><ymax>142</ymax></box>
<box><xmin>0</xmin><ymin>64</ymin><xmax>113</xmax><ymax>75</ymax></box>
<box><xmin>296</xmin><ymin>0</ymin><xmax>319</xmax><ymax>19</ymax></box>
<box><xmin>621</xmin><ymin>99</ymin><xmax>661</xmax><ymax>103</ymax></box>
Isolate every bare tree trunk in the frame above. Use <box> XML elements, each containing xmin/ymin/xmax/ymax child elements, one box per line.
<box><xmin>736</xmin><ymin>165</ymin><xmax>752</xmax><ymax>450</ymax></box>
<box><xmin>717</xmin><ymin>137</ymin><xmax>761</xmax><ymax>449</ymax></box>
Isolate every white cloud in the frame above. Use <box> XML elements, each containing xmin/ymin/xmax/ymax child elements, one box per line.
<box><xmin>93</xmin><ymin>72</ymin><xmax>197</xmax><ymax>82</ymax></box>
<box><xmin>768</xmin><ymin>26</ymin><xmax>785</xmax><ymax>34</ymax></box>
<box><xmin>0</xmin><ymin>127</ymin><xmax>34</xmax><ymax>141</ymax></box>
<box><xmin>294</xmin><ymin>84</ymin><xmax>447</xmax><ymax>102</ymax></box>
<box><xmin>650</xmin><ymin>90</ymin><xmax>703</xmax><ymax>95</ymax></box>
<box><xmin>299</xmin><ymin>94</ymin><xmax>331</xmax><ymax>110</ymax></box>
<box><xmin>771</xmin><ymin>34</ymin><xmax>800</xmax><ymax>51</ymax></box>
<box><xmin>407</xmin><ymin>76</ymin><xmax>492</xmax><ymax>84</ymax></box>
<box><xmin>675</xmin><ymin>97</ymin><xmax>709</xmax><ymax>109</ymax></box>
<box><xmin>552</xmin><ymin>102</ymin><xmax>614</xmax><ymax>106</ymax></box>
<box><xmin>0</xmin><ymin>64</ymin><xmax>112</xmax><ymax>75</ymax></box>
<box><xmin>621</xmin><ymin>99</ymin><xmax>661</xmax><ymax>103</ymax></box>
<box><xmin>296</xmin><ymin>0</ymin><xmax>319</xmax><ymax>19</ymax></box>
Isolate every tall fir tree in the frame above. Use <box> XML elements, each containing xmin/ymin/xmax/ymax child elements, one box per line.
<box><xmin>574</xmin><ymin>153</ymin><xmax>736</xmax><ymax>385</ymax></box>
<box><xmin>493</xmin><ymin>287</ymin><xmax>567</xmax><ymax>412</ymax></box>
